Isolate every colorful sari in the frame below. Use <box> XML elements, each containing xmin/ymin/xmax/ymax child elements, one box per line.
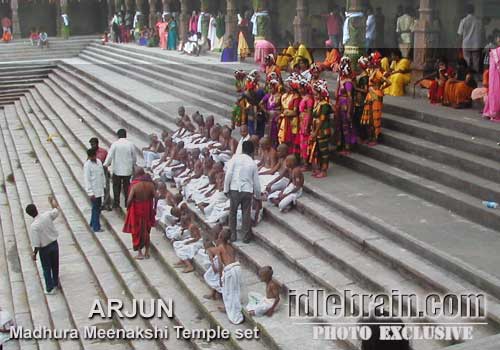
<box><xmin>335</xmin><ymin>78</ymin><xmax>356</xmax><ymax>149</ymax></box>
<box><xmin>276</xmin><ymin>46</ymin><xmax>296</xmax><ymax>70</ymax></box>
<box><xmin>354</xmin><ymin>73</ymin><xmax>369</xmax><ymax>141</ymax></box>
<box><xmin>443</xmin><ymin>79</ymin><xmax>476</xmax><ymax>108</ymax></box>
<box><xmin>310</xmin><ymin>100</ymin><xmax>332</xmax><ymax>169</ymax></box>
<box><xmin>483</xmin><ymin>47</ymin><xmax>500</xmax><ymax>121</ymax></box>
<box><xmin>361</xmin><ymin>69</ymin><xmax>386</xmax><ymax>141</ymax></box>
<box><xmin>168</xmin><ymin>19</ymin><xmax>177</xmax><ymax>50</ymax></box>
<box><xmin>123</xmin><ymin>177</ymin><xmax>156</xmax><ymax>251</ymax></box>
<box><xmin>278</xmin><ymin>92</ymin><xmax>300</xmax><ymax>152</ymax></box>
<box><xmin>157</xmin><ymin>21</ymin><xmax>168</xmax><ymax>49</ymax></box>
<box><xmin>299</xmin><ymin>95</ymin><xmax>314</xmax><ymax>161</ymax></box>
<box><xmin>262</xmin><ymin>92</ymin><xmax>282</xmax><ymax>147</ymax></box>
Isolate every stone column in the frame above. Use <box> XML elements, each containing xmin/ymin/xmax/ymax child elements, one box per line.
<box><xmin>179</xmin><ymin>0</ymin><xmax>189</xmax><ymax>43</ymax></box>
<box><xmin>253</xmin><ymin>0</ymin><xmax>270</xmax><ymax>41</ymax></box>
<box><xmin>10</xmin><ymin>0</ymin><xmax>20</xmax><ymax>38</ymax></box>
<box><xmin>108</xmin><ymin>0</ymin><xmax>116</xmax><ymax>23</ymax></box>
<box><xmin>344</xmin><ymin>0</ymin><xmax>366</xmax><ymax>63</ymax></box>
<box><xmin>412</xmin><ymin>0</ymin><xmax>436</xmax><ymax>79</ymax></box>
<box><xmin>162</xmin><ymin>0</ymin><xmax>171</xmax><ymax>13</ymax></box>
<box><xmin>225</xmin><ymin>0</ymin><xmax>237</xmax><ymax>41</ymax></box>
<box><xmin>293</xmin><ymin>0</ymin><xmax>310</xmax><ymax>46</ymax></box>
<box><xmin>149</xmin><ymin>0</ymin><xmax>157</xmax><ymax>27</ymax></box>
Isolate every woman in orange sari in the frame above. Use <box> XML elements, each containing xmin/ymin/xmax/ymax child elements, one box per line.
<box><xmin>298</xmin><ymin>78</ymin><xmax>314</xmax><ymax>170</ymax></box>
<box><xmin>443</xmin><ymin>71</ymin><xmax>477</xmax><ymax>109</ymax></box>
<box><xmin>361</xmin><ymin>52</ymin><xmax>391</xmax><ymax>146</ymax></box>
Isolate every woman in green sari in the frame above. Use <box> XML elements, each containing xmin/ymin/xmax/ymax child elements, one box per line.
<box><xmin>167</xmin><ymin>15</ymin><xmax>178</xmax><ymax>50</ymax></box>
<box><xmin>310</xmin><ymin>80</ymin><xmax>332</xmax><ymax>179</ymax></box>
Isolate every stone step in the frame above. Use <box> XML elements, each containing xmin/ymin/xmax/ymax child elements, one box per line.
<box><xmin>31</xmin><ymin>74</ymin><xmax>353</xmax><ymax>350</ymax></box>
<box><xmin>5</xmin><ymin>102</ymin><xmax>131</xmax><ymax>350</ymax></box>
<box><xmin>0</xmin><ymin>84</ymin><xmax>36</xmax><ymax>91</ymax></box>
<box><xmin>0</xmin><ymin>74</ymin><xmax>49</xmax><ymax>82</ymax></box>
<box><xmin>383</xmin><ymin>98</ymin><xmax>500</xmax><ymax>143</ymax></box>
<box><xmin>43</xmin><ymin>58</ymin><xmax>500</xmax><ymax>348</ymax></box>
<box><xmin>382</xmin><ymin>129</ymin><xmax>500</xmax><ymax>183</ymax></box>
<box><xmin>24</xmin><ymin>89</ymin><xmax>255</xmax><ymax>350</ymax></box>
<box><xmin>23</xmin><ymin>84</ymin><xmax>268</xmax><ymax>348</ymax></box>
<box><xmin>105</xmin><ymin>42</ymin><xmax>254</xmax><ymax>77</ymax></box>
<box><xmin>357</xmin><ymin>142</ymin><xmax>500</xmax><ymax>203</ymax></box>
<box><xmin>0</xmin><ymin>106</ymin><xmax>62</xmax><ymax>350</ymax></box>
<box><xmin>88</xmin><ymin>43</ymin><xmax>234</xmax><ymax>95</ymax></box>
<box><xmin>79</xmin><ymin>50</ymin><xmax>231</xmax><ymax>118</ymax></box>
<box><xmin>383</xmin><ymin>113</ymin><xmax>500</xmax><ymax>163</ymax></box>
<box><xmin>0</xmin><ymin>79</ymin><xmax>45</xmax><ymax>86</ymax></box>
<box><xmin>17</xmin><ymin>94</ymin><xmax>205</xmax><ymax>350</ymax></box>
<box><xmin>0</xmin><ymin>111</ymin><xmax>34</xmax><ymax>350</ymax></box>
<box><xmin>336</xmin><ymin>151</ymin><xmax>500</xmax><ymax>231</ymax></box>
<box><xmin>294</xmin><ymin>193</ymin><xmax>500</xmax><ymax>324</ymax></box>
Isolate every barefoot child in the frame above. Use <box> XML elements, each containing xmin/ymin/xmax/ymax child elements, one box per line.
<box><xmin>259</xmin><ymin>143</ymin><xmax>288</xmax><ymax>192</ymax></box>
<box><xmin>246</xmin><ymin>266</ymin><xmax>280</xmax><ymax>317</ymax></box>
<box><xmin>269</xmin><ymin>167</ymin><xmax>304</xmax><ymax>212</ymax></box>
<box><xmin>265</xmin><ymin>154</ymin><xmax>296</xmax><ymax>197</ymax></box>
<box><xmin>173</xmin><ymin>224</ymin><xmax>203</xmax><ymax>273</ymax></box>
<box><xmin>209</xmin><ymin>228</ymin><xmax>244</xmax><ymax>324</ymax></box>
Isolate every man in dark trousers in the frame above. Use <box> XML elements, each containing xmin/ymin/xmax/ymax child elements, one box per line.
<box><xmin>224</xmin><ymin>141</ymin><xmax>261</xmax><ymax>243</ymax></box>
<box><xmin>26</xmin><ymin>196</ymin><xmax>60</xmax><ymax>295</ymax></box>
<box><xmin>103</xmin><ymin>129</ymin><xmax>136</xmax><ymax>209</ymax></box>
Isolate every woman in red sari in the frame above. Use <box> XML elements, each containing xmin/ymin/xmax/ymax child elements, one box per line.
<box><xmin>156</xmin><ymin>16</ymin><xmax>168</xmax><ymax>50</ymax></box>
<box><xmin>123</xmin><ymin>168</ymin><xmax>156</xmax><ymax>260</ymax></box>
<box><xmin>298</xmin><ymin>78</ymin><xmax>314</xmax><ymax>170</ymax></box>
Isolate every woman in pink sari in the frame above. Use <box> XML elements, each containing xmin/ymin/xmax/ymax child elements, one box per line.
<box><xmin>157</xmin><ymin>18</ymin><xmax>168</xmax><ymax>50</ymax></box>
<box><xmin>483</xmin><ymin>35</ymin><xmax>500</xmax><ymax>122</ymax></box>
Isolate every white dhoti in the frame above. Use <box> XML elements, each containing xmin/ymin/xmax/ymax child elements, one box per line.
<box><xmin>259</xmin><ymin>171</ymin><xmax>280</xmax><ymax>191</ymax></box>
<box><xmin>267</xmin><ymin>177</ymin><xmax>290</xmax><ymax>194</ymax></box>
<box><xmin>143</xmin><ymin>151</ymin><xmax>161</xmax><ymax>168</ymax></box>
<box><xmin>174</xmin><ymin>238</ymin><xmax>203</xmax><ymax>260</ymax></box>
<box><xmin>246</xmin><ymin>292</ymin><xmax>276</xmax><ymax>317</ymax></box>
<box><xmin>166</xmin><ymin>225</ymin><xmax>190</xmax><ymax>241</ymax></box>
<box><xmin>212</xmin><ymin>150</ymin><xmax>232</xmax><ymax>163</ymax></box>
<box><xmin>222</xmin><ymin>262</ymin><xmax>244</xmax><ymax>324</ymax></box>
<box><xmin>183</xmin><ymin>175</ymin><xmax>209</xmax><ymax>199</ymax></box>
<box><xmin>268</xmin><ymin>183</ymin><xmax>303</xmax><ymax>211</ymax></box>
<box><xmin>203</xmin><ymin>256</ymin><xmax>222</xmax><ymax>293</ymax></box>
<box><xmin>205</xmin><ymin>191</ymin><xmax>230</xmax><ymax>224</ymax></box>
<box><xmin>163</xmin><ymin>162</ymin><xmax>184</xmax><ymax>180</ymax></box>
<box><xmin>192</xmin><ymin>184</ymin><xmax>215</xmax><ymax>204</ymax></box>
<box><xmin>196</xmin><ymin>249</ymin><xmax>212</xmax><ymax>270</ymax></box>
<box><xmin>174</xmin><ymin>169</ymin><xmax>192</xmax><ymax>188</ymax></box>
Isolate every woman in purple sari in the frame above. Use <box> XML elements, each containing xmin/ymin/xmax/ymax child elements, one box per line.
<box><xmin>260</xmin><ymin>79</ymin><xmax>282</xmax><ymax>147</ymax></box>
<box><xmin>335</xmin><ymin>56</ymin><xmax>357</xmax><ymax>155</ymax></box>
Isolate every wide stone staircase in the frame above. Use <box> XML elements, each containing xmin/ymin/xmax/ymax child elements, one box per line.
<box><xmin>1</xmin><ymin>40</ymin><xmax>500</xmax><ymax>350</ymax></box>
<box><xmin>0</xmin><ymin>36</ymin><xmax>98</xmax><ymax>63</ymax></box>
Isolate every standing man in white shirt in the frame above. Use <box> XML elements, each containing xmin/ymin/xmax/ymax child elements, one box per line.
<box><xmin>103</xmin><ymin>129</ymin><xmax>137</xmax><ymax>209</ymax></box>
<box><xmin>458</xmin><ymin>4</ymin><xmax>483</xmax><ymax>73</ymax></box>
<box><xmin>84</xmin><ymin>148</ymin><xmax>106</xmax><ymax>233</ymax></box>
<box><xmin>25</xmin><ymin>196</ymin><xmax>60</xmax><ymax>295</ymax></box>
<box><xmin>396</xmin><ymin>7</ymin><xmax>415</xmax><ymax>58</ymax></box>
<box><xmin>224</xmin><ymin>141</ymin><xmax>261</xmax><ymax>243</ymax></box>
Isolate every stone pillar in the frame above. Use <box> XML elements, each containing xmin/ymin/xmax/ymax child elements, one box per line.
<box><xmin>179</xmin><ymin>0</ymin><xmax>189</xmax><ymax>43</ymax></box>
<box><xmin>412</xmin><ymin>0</ymin><xmax>436</xmax><ymax>79</ymax></box>
<box><xmin>344</xmin><ymin>0</ymin><xmax>366</xmax><ymax>63</ymax></box>
<box><xmin>225</xmin><ymin>0</ymin><xmax>237</xmax><ymax>41</ymax></box>
<box><xmin>293</xmin><ymin>0</ymin><xmax>310</xmax><ymax>46</ymax></box>
<box><xmin>252</xmin><ymin>0</ymin><xmax>270</xmax><ymax>40</ymax></box>
<box><xmin>108</xmin><ymin>0</ymin><xmax>116</xmax><ymax>23</ymax></box>
<box><xmin>162</xmin><ymin>0</ymin><xmax>171</xmax><ymax>13</ymax></box>
<box><xmin>10</xmin><ymin>0</ymin><xmax>20</xmax><ymax>38</ymax></box>
<box><xmin>149</xmin><ymin>0</ymin><xmax>157</xmax><ymax>27</ymax></box>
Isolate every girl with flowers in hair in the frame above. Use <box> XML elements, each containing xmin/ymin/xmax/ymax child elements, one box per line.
<box><xmin>354</xmin><ymin>56</ymin><xmax>370</xmax><ymax>142</ymax></box>
<box><xmin>335</xmin><ymin>57</ymin><xmax>357</xmax><ymax>155</ymax></box>
<box><xmin>298</xmin><ymin>79</ymin><xmax>314</xmax><ymax>170</ymax></box>
<box><xmin>361</xmin><ymin>52</ymin><xmax>391</xmax><ymax>146</ymax></box>
<box><xmin>310</xmin><ymin>80</ymin><xmax>332</xmax><ymax>178</ymax></box>
<box><xmin>264</xmin><ymin>54</ymin><xmax>282</xmax><ymax>80</ymax></box>
<box><xmin>278</xmin><ymin>76</ymin><xmax>301</xmax><ymax>154</ymax></box>
<box><xmin>260</xmin><ymin>79</ymin><xmax>283</xmax><ymax>147</ymax></box>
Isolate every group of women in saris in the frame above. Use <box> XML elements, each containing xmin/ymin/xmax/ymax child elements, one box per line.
<box><xmin>156</xmin><ymin>14</ymin><xmax>178</xmax><ymax>50</ymax></box>
<box><xmin>230</xmin><ymin>51</ymin><xmax>391</xmax><ymax>179</ymax></box>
